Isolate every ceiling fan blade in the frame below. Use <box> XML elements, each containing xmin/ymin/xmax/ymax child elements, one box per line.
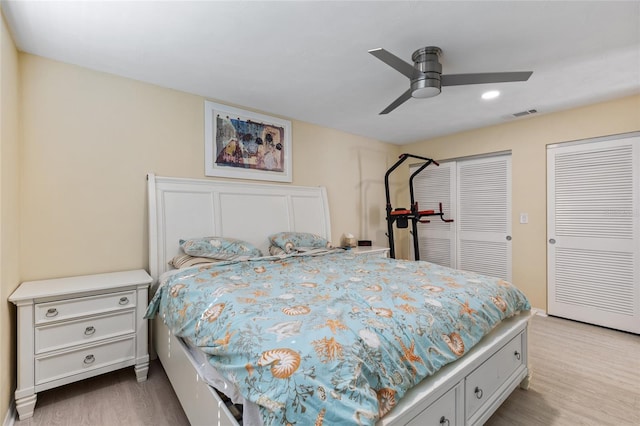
<box><xmin>441</xmin><ymin>71</ymin><xmax>532</xmax><ymax>87</ymax></box>
<box><xmin>368</xmin><ymin>48</ymin><xmax>416</xmax><ymax>79</ymax></box>
<box><xmin>380</xmin><ymin>89</ymin><xmax>413</xmax><ymax>115</ymax></box>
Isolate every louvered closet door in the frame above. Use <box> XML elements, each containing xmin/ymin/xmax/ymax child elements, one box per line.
<box><xmin>411</xmin><ymin>162</ymin><xmax>456</xmax><ymax>266</ymax></box>
<box><xmin>547</xmin><ymin>136</ymin><xmax>640</xmax><ymax>333</ymax></box>
<box><xmin>457</xmin><ymin>156</ymin><xmax>512</xmax><ymax>281</ymax></box>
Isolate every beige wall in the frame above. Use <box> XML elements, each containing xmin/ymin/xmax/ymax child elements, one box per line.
<box><xmin>293</xmin><ymin>123</ymin><xmax>400</xmax><ymax>246</ymax></box>
<box><xmin>19</xmin><ymin>54</ymin><xmax>399</xmax><ymax>282</ymax></box>
<box><xmin>0</xmin><ymin>10</ymin><xmax>20</xmax><ymax>419</ymax></box>
<box><xmin>401</xmin><ymin>94</ymin><xmax>640</xmax><ymax>309</ymax></box>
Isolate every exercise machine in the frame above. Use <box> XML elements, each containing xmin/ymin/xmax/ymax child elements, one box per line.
<box><xmin>384</xmin><ymin>153</ymin><xmax>453</xmax><ymax>260</ymax></box>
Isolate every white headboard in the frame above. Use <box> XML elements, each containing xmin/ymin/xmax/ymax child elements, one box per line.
<box><xmin>147</xmin><ymin>174</ymin><xmax>332</xmax><ymax>283</ymax></box>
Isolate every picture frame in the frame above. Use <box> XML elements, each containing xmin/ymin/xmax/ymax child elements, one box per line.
<box><xmin>204</xmin><ymin>101</ymin><xmax>292</xmax><ymax>182</ymax></box>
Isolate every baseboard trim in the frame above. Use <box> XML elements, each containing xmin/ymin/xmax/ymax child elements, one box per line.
<box><xmin>3</xmin><ymin>400</ymin><xmax>16</xmax><ymax>426</ymax></box>
<box><xmin>532</xmin><ymin>307</ymin><xmax>548</xmax><ymax>317</ymax></box>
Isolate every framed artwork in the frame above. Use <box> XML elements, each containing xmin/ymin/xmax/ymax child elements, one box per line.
<box><xmin>204</xmin><ymin>101</ymin><xmax>292</xmax><ymax>182</ymax></box>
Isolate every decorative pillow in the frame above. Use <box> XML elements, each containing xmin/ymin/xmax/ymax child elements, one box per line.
<box><xmin>179</xmin><ymin>237</ymin><xmax>263</xmax><ymax>260</ymax></box>
<box><xmin>268</xmin><ymin>232</ymin><xmax>331</xmax><ymax>254</ymax></box>
<box><xmin>269</xmin><ymin>245</ymin><xmax>287</xmax><ymax>256</ymax></box>
<box><xmin>169</xmin><ymin>253</ymin><xmax>220</xmax><ymax>269</ymax></box>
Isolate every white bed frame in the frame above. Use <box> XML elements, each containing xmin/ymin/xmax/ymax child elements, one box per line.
<box><xmin>147</xmin><ymin>174</ymin><xmax>531</xmax><ymax>426</ymax></box>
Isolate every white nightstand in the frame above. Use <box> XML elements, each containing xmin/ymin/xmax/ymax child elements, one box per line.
<box><xmin>8</xmin><ymin>269</ymin><xmax>152</xmax><ymax>420</ymax></box>
<box><xmin>349</xmin><ymin>246</ymin><xmax>390</xmax><ymax>258</ymax></box>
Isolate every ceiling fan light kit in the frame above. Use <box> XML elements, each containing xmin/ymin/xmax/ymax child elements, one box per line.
<box><xmin>369</xmin><ymin>46</ymin><xmax>533</xmax><ymax>114</ymax></box>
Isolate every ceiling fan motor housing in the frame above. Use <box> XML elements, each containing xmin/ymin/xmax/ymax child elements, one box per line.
<box><xmin>411</xmin><ymin>46</ymin><xmax>442</xmax><ymax>98</ymax></box>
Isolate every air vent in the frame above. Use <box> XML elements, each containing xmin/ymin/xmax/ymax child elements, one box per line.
<box><xmin>512</xmin><ymin>109</ymin><xmax>538</xmax><ymax>118</ymax></box>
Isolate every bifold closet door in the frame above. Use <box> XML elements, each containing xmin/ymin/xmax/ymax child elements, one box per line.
<box><xmin>412</xmin><ymin>162</ymin><xmax>456</xmax><ymax>267</ymax></box>
<box><xmin>411</xmin><ymin>155</ymin><xmax>512</xmax><ymax>281</ymax></box>
<box><xmin>547</xmin><ymin>135</ymin><xmax>640</xmax><ymax>334</ymax></box>
<box><xmin>456</xmin><ymin>156</ymin><xmax>512</xmax><ymax>281</ymax></box>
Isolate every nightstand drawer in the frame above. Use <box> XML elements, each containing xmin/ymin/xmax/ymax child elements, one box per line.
<box><xmin>35</xmin><ymin>336</ymin><xmax>136</xmax><ymax>385</ymax></box>
<box><xmin>35</xmin><ymin>290</ymin><xmax>136</xmax><ymax>324</ymax></box>
<box><xmin>35</xmin><ymin>311</ymin><xmax>136</xmax><ymax>354</ymax></box>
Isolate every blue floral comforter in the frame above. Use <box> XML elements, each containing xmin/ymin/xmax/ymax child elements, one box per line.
<box><xmin>146</xmin><ymin>251</ymin><xmax>530</xmax><ymax>425</ymax></box>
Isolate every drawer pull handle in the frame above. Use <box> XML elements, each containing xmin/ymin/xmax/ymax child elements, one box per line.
<box><xmin>84</xmin><ymin>326</ymin><xmax>96</xmax><ymax>336</ymax></box>
<box><xmin>118</xmin><ymin>297</ymin><xmax>129</xmax><ymax>305</ymax></box>
<box><xmin>514</xmin><ymin>350</ymin><xmax>521</xmax><ymax>360</ymax></box>
<box><xmin>439</xmin><ymin>416</ymin><xmax>450</xmax><ymax>426</ymax></box>
<box><xmin>83</xmin><ymin>354</ymin><xmax>95</xmax><ymax>365</ymax></box>
<box><xmin>474</xmin><ymin>386</ymin><xmax>483</xmax><ymax>399</ymax></box>
<box><xmin>45</xmin><ymin>308</ymin><xmax>58</xmax><ymax>317</ymax></box>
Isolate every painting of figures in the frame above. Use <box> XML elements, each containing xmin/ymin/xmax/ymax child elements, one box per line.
<box><xmin>205</xmin><ymin>101</ymin><xmax>292</xmax><ymax>182</ymax></box>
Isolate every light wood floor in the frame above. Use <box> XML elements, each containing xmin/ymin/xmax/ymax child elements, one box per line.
<box><xmin>487</xmin><ymin>314</ymin><xmax>639</xmax><ymax>426</ymax></box>
<box><xmin>14</xmin><ymin>360</ymin><xmax>189</xmax><ymax>426</ymax></box>
<box><xmin>14</xmin><ymin>315</ymin><xmax>639</xmax><ymax>426</ymax></box>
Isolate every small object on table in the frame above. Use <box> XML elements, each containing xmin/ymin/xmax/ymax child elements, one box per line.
<box><xmin>340</xmin><ymin>233</ymin><xmax>357</xmax><ymax>248</ymax></box>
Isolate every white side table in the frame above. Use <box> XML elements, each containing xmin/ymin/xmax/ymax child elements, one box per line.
<box><xmin>349</xmin><ymin>246</ymin><xmax>390</xmax><ymax>258</ymax></box>
<box><xmin>8</xmin><ymin>269</ymin><xmax>152</xmax><ymax>420</ymax></box>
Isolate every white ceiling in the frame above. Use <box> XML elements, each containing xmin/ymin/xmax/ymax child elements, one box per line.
<box><xmin>3</xmin><ymin>1</ymin><xmax>640</xmax><ymax>145</ymax></box>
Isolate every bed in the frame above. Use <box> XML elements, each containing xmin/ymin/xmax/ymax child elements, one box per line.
<box><xmin>146</xmin><ymin>173</ymin><xmax>532</xmax><ymax>426</ymax></box>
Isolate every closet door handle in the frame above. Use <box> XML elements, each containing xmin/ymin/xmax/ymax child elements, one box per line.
<box><xmin>514</xmin><ymin>350</ymin><xmax>521</xmax><ymax>360</ymax></box>
<box><xmin>549</xmin><ymin>238</ymin><xmax>556</xmax><ymax>244</ymax></box>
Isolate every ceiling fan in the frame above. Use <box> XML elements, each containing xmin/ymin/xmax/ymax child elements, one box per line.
<box><xmin>369</xmin><ymin>46</ymin><xmax>533</xmax><ymax>114</ymax></box>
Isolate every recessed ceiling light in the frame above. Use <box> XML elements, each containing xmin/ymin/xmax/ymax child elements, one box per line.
<box><xmin>481</xmin><ymin>90</ymin><xmax>500</xmax><ymax>100</ymax></box>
